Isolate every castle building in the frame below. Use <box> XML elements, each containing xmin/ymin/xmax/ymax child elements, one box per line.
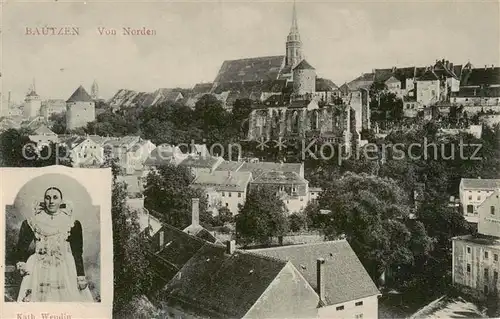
<box><xmin>66</xmin><ymin>85</ymin><xmax>96</xmax><ymax>130</ymax></box>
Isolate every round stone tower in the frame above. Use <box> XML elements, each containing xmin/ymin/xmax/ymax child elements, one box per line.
<box><xmin>293</xmin><ymin>60</ymin><xmax>316</xmax><ymax>96</ymax></box>
<box><xmin>66</xmin><ymin>85</ymin><xmax>96</xmax><ymax>130</ymax></box>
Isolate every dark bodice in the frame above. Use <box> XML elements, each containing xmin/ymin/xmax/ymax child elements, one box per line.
<box><xmin>16</xmin><ymin>219</ymin><xmax>85</xmax><ymax>276</ymax></box>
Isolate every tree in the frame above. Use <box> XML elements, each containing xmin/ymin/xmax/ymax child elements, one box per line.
<box><xmin>212</xmin><ymin>206</ymin><xmax>234</xmax><ymax>226</ymax></box>
<box><xmin>49</xmin><ymin>112</ymin><xmax>67</xmax><ymax>134</ymax></box>
<box><xmin>289</xmin><ymin>212</ymin><xmax>307</xmax><ymax>232</ymax></box>
<box><xmin>143</xmin><ymin>164</ymin><xmax>212</xmax><ymax>229</ymax></box>
<box><xmin>111</xmin><ymin>174</ymin><xmax>154</xmax><ymax>316</ymax></box>
<box><xmin>236</xmin><ymin>186</ymin><xmax>289</xmax><ymax>246</ymax></box>
<box><xmin>319</xmin><ymin>172</ymin><xmax>416</xmax><ymax>279</ymax></box>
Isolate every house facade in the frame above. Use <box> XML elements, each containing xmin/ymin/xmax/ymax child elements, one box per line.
<box><xmin>459</xmin><ymin>178</ymin><xmax>500</xmax><ymax>221</ymax></box>
<box><xmin>59</xmin><ymin>135</ymin><xmax>104</xmax><ymax>167</ymax></box>
<box><xmin>190</xmin><ymin>170</ymin><xmax>252</xmax><ymax>215</ymax></box>
<box><xmin>452</xmin><ymin>190</ymin><xmax>500</xmax><ymax>296</ymax></box>
<box><xmin>252</xmin><ymin>240</ymin><xmax>381</xmax><ymax>319</ymax></box>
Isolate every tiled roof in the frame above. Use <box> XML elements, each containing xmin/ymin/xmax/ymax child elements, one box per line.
<box><xmin>179</xmin><ymin>155</ymin><xmax>222</xmax><ymax>169</ymax></box>
<box><xmin>461</xmin><ymin>178</ymin><xmax>500</xmax><ymax>190</ymax></box>
<box><xmin>347</xmin><ymin>73</ymin><xmax>375</xmax><ymax>90</ymax></box>
<box><xmin>293</xmin><ymin>59</ymin><xmax>315</xmax><ymax>70</ymax></box>
<box><xmin>252</xmin><ymin>240</ymin><xmax>380</xmax><ymax>305</ymax></box>
<box><xmin>461</xmin><ymin>67</ymin><xmax>500</xmax><ymax>87</ymax></box>
<box><xmin>385</xmin><ymin>76</ymin><xmax>401</xmax><ymax>84</ymax></box>
<box><xmin>214</xmin><ymin>56</ymin><xmax>286</xmax><ymax>84</ymax></box>
<box><xmin>418</xmin><ymin>70</ymin><xmax>439</xmax><ymax>81</ymax></box>
<box><xmin>59</xmin><ymin>135</ymin><xmax>89</xmax><ymax>149</ymax></box>
<box><xmin>316</xmin><ymin>78</ymin><xmax>338</xmax><ymax>92</ymax></box>
<box><xmin>28</xmin><ymin>135</ymin><xmax>60</xmax><ymax>144</ymax></box>
<box><xmin>67</xmin><ymin>85</ymin><xmax>93</xmax><ymax>103</ymax></box>
<box><xmin>33</xmin><ymin>124</ymin><xmax>56</xmax><ymax>135</ymax></box>
<box><xmin>252</xmin><ymin>171</ymin><xmax>307</xmax><ymax>186</ymax></box>
<box><xmin>149</xmin><ymin>223</ymin><xmax>206</xmax><ymax>270</ymax></box>
<box><xmin>144</xmin><ymin>144</ymin><xmax>185</xmax><ymax>166</ymax></box>
<box><xmin>453</xmin><ymin>233</ymin><xmax>500</xmax><ymax>248</ymax></box>
<box><xmin>214</xmin><ymin>160</ymin><xmax>244</xmax><ymax>172</ymax></box>
<box><xmin>238</xmin><ymin>162</ymin><xmax>303</xmax><ymax>179</ymax></box>
<box><xmin>192</xmin><ymin>171</ymin><xmax>252</xmax><ymax>192</ymax></box>
<box><xmin>192</xmin><ymin>83</ymin><xmax>213</xmax><ymax>94</ymax></box>
<box><xmin>183</xmin><ymin>225</ymin><xmax>218</xmax><ymax>244</ymax></box>
<box><xmin>161</xmin><ymin>243</ymin><xmax>287</xmax><ymax>318</ymax></box>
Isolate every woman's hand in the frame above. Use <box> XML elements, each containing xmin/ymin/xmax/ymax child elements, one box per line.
<box><xmin>77</xmin><ymin>276</ymin><xmax>88</xmax><ymax>290</ymax></box>
<box><xmin>16</xmin><ymin>262</ymin><xmax>29</xmax><ymax>276</ymax></box>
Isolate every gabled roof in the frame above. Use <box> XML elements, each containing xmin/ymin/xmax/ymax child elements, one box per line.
<box><xmin>385</xmin><ymin>76</ymin><xmax>401</xmax><ymax>84</ymax></box>
<box><xmin>214</xmin><ymin>160</ymin><xmax>245</xmax><ymax>172</ymax></box>
<box><xmin>252</xmin><ymin>171</ymin><xmax>307</xmax><ymax>186</ymax></box>
<box><xmin>238</xmin><ymin>161</ymin><xmax>303</xmax><ymax>179</ymax></box>
<box><xmin>252</xmin><ymin>240</ymin><xmax>380</xmax><ymax>306</ymax></box>
<box><xmin>144</xmin><ymin>144</ymin><xmax>186</xmax><ymax>166</ymax></box>
<box><xmin>66</xmin><ymin>85</ymin><xmax>93</xmax><ymax>103</ymax></box>
<box><xmin>418</xmin><ymin>70</ymin><xmax>439</xmax><ymax>81</ymax></box>
<box><xmin>179</xmin><ymin>155</ymin><xmax>222</xmax><ymax>169</ymax></box>
<box><xmin>192</xmin><ymin>171</ymin><xmax>252</xmax><ymax>192</ymax></box>
<box><xmin>293</xmin><ymin>59</ymin><xmax>315</xmax><ymax>70</ymax></box>
<box><xmin>461</xmin><ymin>67</ymin><xmax>500</xmax><ymax>87</ymax></box>
<box><xmin>460</xmin><ymin>178</ymin><xmax>500</xmax><ymax>190</ymax></box>
<box><xmin>347</xmin><ymin>73</ymin><xmax>375</xmax><ymax>90</ymax></box>
<box><xmin>33</xmin><ymin>124</ymin><xmax>56</xmax><ymax>135</ymax></box>
<box><xmin>161</xmin><ymin>243</ymin><xmax>288</xmax><ymax>319</ymax></box>
<box><xmin>214</xmin><ymin>56</ymin><xmax>286</xmax><ymax>84</ymax></box>
<box><xmin>192</xmin><ymin>83</ymin><xmax>213</xmax><ymax>94</ymax></box>
<box><xmin>183</xmin><ymin>225</ymin><xmax>219</xmax><ymax>244</ymax></box>
<box><xmin>316</xmin><ymin>78</ymin><xmax>338</xmax><ymax>92</ymax></box>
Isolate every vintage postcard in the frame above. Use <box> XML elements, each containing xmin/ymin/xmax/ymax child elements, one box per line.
<box><xmin>0</xmin><ymin>166</ymin><xmax>113</xmax><ymax>319</ymax></box>
<box><xmin>1</xmin><ymin>0</ymin><xmax>499</xmax><ymax>318</ymax></box>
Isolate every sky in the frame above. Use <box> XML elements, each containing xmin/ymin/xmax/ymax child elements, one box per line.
<box><xmin>1</xmin><ymin>0</ymin><xmax>499</xmax><ymax>104</ymax></box>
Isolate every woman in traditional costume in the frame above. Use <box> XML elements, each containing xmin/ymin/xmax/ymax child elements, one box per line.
<box><xmin>15</xmin><ymin>187</ymin><xmax>94</xmax><ymax>302</ymax></box>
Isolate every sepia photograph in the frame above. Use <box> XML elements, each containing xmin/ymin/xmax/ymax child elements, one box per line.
<box><xmin>0</xmin><ymin>0</ymin><xmax>499</xmax><ymax>318</ymax></box>
<box><xmin>4</xmin><ymin>175</ymin><xmax>101</xmax><ymax>303</ymax></box>
<box><xmin>0</xmin><ymin>166</ymin><xmax>112</xmax><ymax>319</ymax></box>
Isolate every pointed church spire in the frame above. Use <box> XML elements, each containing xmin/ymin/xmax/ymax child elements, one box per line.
<box><xmin>290</xmin><ymin>0</ymin><xmax>298</xmax><ymax>32</ymax></box>
<box><xmin>286</xmin><ymin>0</ymin><xmax>303</xmax><ymax>68</ymax></box>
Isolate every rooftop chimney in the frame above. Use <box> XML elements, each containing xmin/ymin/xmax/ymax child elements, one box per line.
<box><xmin>317</xmin><ymin>258</ymin><xmax>326</xmax><ymax>303</ymax></box>
<box><xmin>226</xmin><ymin>240</ymin><xmax>236</xmax><ymax>254</ymax></box>
<box><xmin>191</xmin><ymin>198</ymin><xmax>200</xmax><ymax>227</ymax></box>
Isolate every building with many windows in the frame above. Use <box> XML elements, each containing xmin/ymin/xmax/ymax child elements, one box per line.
<box><xmin>452</xmin><ymin>189</ymin><xmax>500</xmax><ymax>296</ymax></box>
<box><xmin>459</xmin><ymin>178</ymin><xmax>500</xmax><ymax>222</ymax></box>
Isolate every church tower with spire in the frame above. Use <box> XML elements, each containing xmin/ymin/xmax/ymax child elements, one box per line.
<box><xmin>91</xmin><ymin>80</ymin><xmax>99</xmax><ymax>100</ymax></box>
<box><xmin>286</xmin><ymin>1</ymin><xmax>303</xmax><ymax>68</ymax></box>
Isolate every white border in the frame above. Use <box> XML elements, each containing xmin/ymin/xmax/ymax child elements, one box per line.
<box><xmin>0</xmin><ymin>165</ymin><xmax>113</xmax><ymax>319</ymax></box>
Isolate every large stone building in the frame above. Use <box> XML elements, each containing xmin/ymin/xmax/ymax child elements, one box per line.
<box><xmin>66</xmin><ymin>85</ymin><xmax>96</xmax><ymax>130</ymax></box>
<box><xmin>239</xmin><ymin>3</ymin><xmax>369</xmax><ymax>146</ymax></box>
<box><xmin>452</xmin><ymin>189</ymin><xmax>500</xmax><ymax>296</ymax></box>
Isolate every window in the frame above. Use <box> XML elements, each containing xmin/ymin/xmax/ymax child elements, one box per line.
<box><xmin>228</xmin><ymin>192</ymin><xmax>232</xmax><ymax>197</ymax></box>
<box><xmin>355</xmin><ymin>314</ymin><xmax>363</xmax><ymax>319</ymax></box>
<box><xmin>355</xmin><ymin>301</ymin><xmax>363</xmax><ymax>306</ymax></box>
<box><xmin>336</xmin><ymin>306</ymin><xmax>344</xmax><ymax>311</ymax></box>
<box><xmin>491</xmin><ymin>206</ymin><xmax>495</xmax><ymax>215</ymax></box>
<box><xmin>238</xmin><ymin>192</ymin><xmax>241</xmax><ymax>198</ymax></box>
<box><xmin>222</xmin><ymin>192</ymin><xmax>225</xmax><ymax>197</ymax></box>
<box><xmin>485</xmin><ymin>252</ymin><xmax>489</xmax><ymax>259</ymax></box>
<box><xmin>467</xmin><ymin>247</ymin><xmax>471</xmax><ymax>253</ymax></box>
<box><xmin>494</xmin><ymin>271</ymin><xmax>498</xmax><ymax>281</ymax></box>
<box><xmin>467</xmin><ymin>264</ymin><xmax>471</xmax><ymax>273</ymax></box>
<box><xmin>225</xmin><ymin>203</ymin><xmax>228</xmax><ymax>207</ymax></box>
<box><xmin>484</xmin><ymin>268</ymin><xmax>489</xmax><ymax>279</ymax></box>
<box><xmin>484</xmin><ymin>285</ymin><xmax>489</xmax><ymax>294</ymax></box>
<box><xmin>469</xmin><ymin>195</ymin><xmax>472</xmax><ymax>200</ymax></box>
<box><xmin>494</xmin><ymin>254</ymin><xmax>498</xmax><ymax>262</ymax></box>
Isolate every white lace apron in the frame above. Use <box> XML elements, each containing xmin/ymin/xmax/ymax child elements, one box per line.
<box><xmin>17</xmin><ymin>211</ymin><xmax>94</xmax><ymax>302</ymax></box>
